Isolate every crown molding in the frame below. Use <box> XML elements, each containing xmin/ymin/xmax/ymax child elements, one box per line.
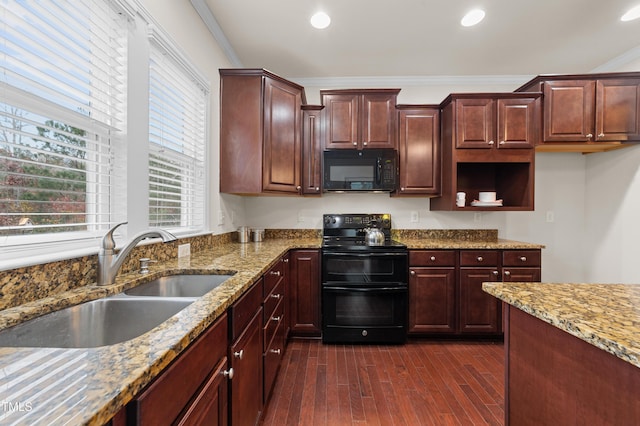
<box><xmin>190</xmin><ymin>0</ymin><xmax>243</xmax><ymax>67</ymax></box>
<box><xmin>590</xmin><ymin>45</ymin><xmax>640</xmax><ymax>73</ymax></box>
<box><xmin>288</xmin><ymin>75</ymin><xmax>535</xmax><ymax>88</ymax></box>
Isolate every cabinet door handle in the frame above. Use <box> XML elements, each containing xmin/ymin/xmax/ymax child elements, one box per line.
<box><xmin>270</xmin><ymin>293</ymin><xmax>282</xmax><ymax>299</ymax></box>
<box><xmin>488</xmin><ymin>140</ymin><xmax>495</xmax><ymax>145</ymax></box>
<box><xmin>519</xmin><ymin>256</ymin><xmax>527</xmax><ymax>262</ymax></box>
<box><xmin>270</xmin><ymin>348</ymin><xmax>282</xmax><ymax>355</ymax></box>
<box><xmin>499</xmin><ymin>141</ymin><xmax>505</xmax><ymax>145</ymax></box>
<box><xmin>296</xmin><ymin>185</ymin><xmax>301</xmax><ymax>190</ymax></box>
<box><xmin>586</xmin><ymin>133</ymin><xmax>593</xmax><ymax>138</ymax></box>
<box><xmin>477</xmin><ymin>256</ymin><xmax>483</xmax><ymax>262</ymax></box>
<box><xmin>401</xmin><ymin>187</ymin><xmax>405</xmax><ymax>191</ymax></box>
<box><xmin>222</xmin><ymin>368</ymin><xmax>234</xmax><ymax>379</ymax></box>
<box><xmin>270</xmin><ymin>271</ymin><xmax>281</xmax><ymax>276</ymax></box>
<box><xmin>353</xmin><ymin>142</ymin><xmax>358</xmax><ymax>146</ymax></box>
<box><xmin>363</xmin><ymin>142</ymin><xmax>368</xmax><ymax>146</ymax></box>
<box><xmin>492</xmin><ymin>270</ymin><xmax>499</xmax><ymax>276</ymax></box>
<box><xmin>271</xmin><ymin>316</ymin><xmax>281</xmax><ymax>322</ymax></box>
<box><xmin>504</xmin><ymin>270</ymin><xmax>511</xmax><ymax>276</ymax></box>
<box><xmin>410</xmin><ymin>270</ymin><xmax>416</xmax><ymax>276</ymax></box>
<box><xmin>283</xmin><ymin>258</ymin><xmax>289</xmax><ymax>263</ymax></box>
<box><xmin>315</xmin><ymin>187</ymin><xmax>320</xmax><ymax>191</ymax></box>
<box><xmin>234</xmin><ymin>349</ymin><xmax>244</xmax><ymax>360</ymax></box>
<box><xmin>598</xmin><ymin>133</ymin><xmax>605</xmax><ymax>138</ymax></box>
<box><xmin>430</xmin><ymin>256</ymin><xmax>436</xmax><ymax>261</ymax></box>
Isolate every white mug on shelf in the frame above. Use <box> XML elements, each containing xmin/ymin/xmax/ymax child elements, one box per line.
<box><xmin>456</xmin><ymin>191</ymin><xmax>466</xmax><ymax>207</ymax></box>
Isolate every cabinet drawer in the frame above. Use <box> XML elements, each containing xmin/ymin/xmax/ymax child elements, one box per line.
<box><xmin>132</xmin><ymin>313</ymin><xmax>228</xmax><ymax>425</ymax></box>
<box><xmin>503</xmin><ymin>250</ymin><xmax>541</xmax><ymax>267</ymax></box>
<box><xmin>263</xmin><ymin>318</ymin><xmax>285</xmax><ymax>401</ymax></box>
<box><xmin>263</xmin><ymin>298</ymin><xmax>284</xmax><ymax>350</ymax></box>
<box><xmin>264</xmin><ymin>260</ymin><xmax>284</xmax><ymax>297</ymax></box>
<box><xmin>460</xmin><ymin>250</ymin><xmax>499</xmax><ymax>266</ymax></box>
<box><xmin>231</xmin><ymin>279</ymin><xmax>264</xmax><ymax>341</ymax></box>
<box><xmin>263</xmin><ymin>280</ymin><xmax>284</xmax><ymax>323</ymax></box>
<box><xmin>410</xmin><ymin>250</ymin><xmax>456</xmax><ymax>266</ymax></box>
<box><xmin>175</xmin><ymin>357</ymin><xmax>228</xmax><ymax>426</ymax></box>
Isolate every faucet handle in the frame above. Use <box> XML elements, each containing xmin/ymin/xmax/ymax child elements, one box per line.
<box><xmin>139</xmin><ymin>258</ymin><xmax>157</xmax><ymax>274</ymax></box>
<box><xmin>102</xmin><ymin>222</ymin><xmax>127</xmax><ymax>251</ymax></box>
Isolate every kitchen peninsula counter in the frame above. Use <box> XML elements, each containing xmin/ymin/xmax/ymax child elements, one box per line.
<box><xmin>483</xmin><ymin>282</ymin><xmax>640</xmax><ymax>423</ymax></box>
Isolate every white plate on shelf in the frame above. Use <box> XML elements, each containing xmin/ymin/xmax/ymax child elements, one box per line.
<box><xmin>471</xmin><ymin>200</ymin><xmax>503</xmax><ymax>207</ymax></box>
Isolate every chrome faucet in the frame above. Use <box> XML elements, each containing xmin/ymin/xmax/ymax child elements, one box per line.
<box><xmin>97</xmin><ymin>222</ymin><xmax>177</xmax><ymax>285</ymax></box>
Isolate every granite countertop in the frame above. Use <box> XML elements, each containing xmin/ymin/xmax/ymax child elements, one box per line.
<box><xmin>0</xmin><ymin>233</ymin><xmax>541</xmax><ymax>425</ymax></box>
<box><xmin>483</xmin><ymin>282</ymin><xmax>640</xmax><ymax>369</ymax></box>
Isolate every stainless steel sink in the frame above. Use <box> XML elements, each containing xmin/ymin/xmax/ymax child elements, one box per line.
<box><xmin>0</xmin><ymin>297</ymin><xmax>193</xmax><ymax>348</ymax></box>
<box><xmin>124</xmin><ymin>274</ymin><xmax>234</xmax><ymax>298</ymax></box>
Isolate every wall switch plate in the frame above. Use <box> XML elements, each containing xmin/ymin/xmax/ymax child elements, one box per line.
<box><xmin>410</xmin><ymin>211</ymin><xmax>419</xmax><ymax>223</ymax></box>
<box><xmin>546</xmin><ymin>211</ymin><xmax>555</xmax><ymax>223</ymax></box>
<box><xmin>178</xmin><ymin>243</ymin><xmax>191</xmax><ymax>258</ymax></box>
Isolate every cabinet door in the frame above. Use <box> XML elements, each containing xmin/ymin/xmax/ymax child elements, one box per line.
<box><xmin>459</xmin><ymin>267</ymin><xmax>501</xmax><ymax>334</ymax></box>
<box><xmin>543</xmin><ymin>80</ymin><xmax>596</xmax><ymax>141</ymax></box>
<box><xmin>301</xmin><ymin>106</ymin><xmax>323</xmax><ymax>194</ymax></box>
<box><xmin>323</xmin><ymin>93</ymin><xmax>359</xmax><ymax>149</ymax></box>
<box><xmin>595</xmin><ymin>78</ymin><xmax>640</xmax><ymax>141</ymax></box>
<box><xmin>455</xmin><ymin>98</ymin><xmax>495</xmax><ymax>149</ymax></box>
<box><xmin>262</xmin><ymin>76</ymin><xmax>302</xmax><ymax>193</ymax></box>
<box><xmin>230</xmin><ymin>308</ymin><xmax>263</xmax><ymax>426</ymax></box>
<box><xmin>497</xmin><ymin>97</ymin><xmax>538</xmax><ymax>148</ymax></box>
<box><xmin>361</xmin><ymin>92</ymin><xmax>398</xmax><ymax>149</ymax></box>
<box><xmin>408</xmin><ymin>267</ymin><xmax>456</xmax><ymax>334</ymax></box>
<box><xmin>396</xmin><ymin>107</ymin><xmax>440</xmax><ymax>195</ymax></box>
<box><xmin>176</xmin><ymin>357</ymin><xmax>229</xmax><ymax>426</ymax></box>
<box><xmin>288</xmin><ymin>250</ymin><xmax>321</xmax><ymax>336</ymax></box>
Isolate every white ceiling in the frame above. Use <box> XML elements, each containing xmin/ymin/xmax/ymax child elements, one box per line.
<box><xmin>195</xmin><ymin>0</ymin><xmax>640</xmax><ymax>81</ymax></box>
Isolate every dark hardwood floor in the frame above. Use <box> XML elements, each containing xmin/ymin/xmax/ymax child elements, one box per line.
<box><xmin>262</xmin><ymin>339</ymin><xmax>505</xmax><ymax>426</ymax></box>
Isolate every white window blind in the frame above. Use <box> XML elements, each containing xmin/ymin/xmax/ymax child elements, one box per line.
<box><xmin>148</xmin><ymin>34</ymin><xmax>207</xmax><ymax>231</ymax></box>
<box><xmin>0</xmin><ymin>0</ymin><xmax>127</xmax><ymax>242</ymax></box>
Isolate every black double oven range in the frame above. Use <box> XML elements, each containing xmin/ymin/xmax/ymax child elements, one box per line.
<box><xmin>321</xmin><ymin>213</ymin><xmax>408</xmax><ymax>344</ymax></box>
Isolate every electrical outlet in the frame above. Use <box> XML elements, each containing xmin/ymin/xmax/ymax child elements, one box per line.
<box><xmin>546</xmin><ymin>211</ymin><xmax>555</xmax><ymax>223</ymax></box>
<box><xmin>410</xmin><ymin>211</ymin><xmax>419</xmax><ymax>223</ymax></box>
<box><xmin>178</xmin><ymin>243</ymin><xmax>191</xmax><ymax>258</ymax></box>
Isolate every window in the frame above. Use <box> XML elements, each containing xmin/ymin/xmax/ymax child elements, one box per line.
<box><xmin>148</xmin><ymin>31</ymin><xmax>208</xmax><ymax>232</ymax></box>
<box><xmin>0</xmin><ymin>1</ymin><xmax>127</xmax><ymax>245</ymax></box>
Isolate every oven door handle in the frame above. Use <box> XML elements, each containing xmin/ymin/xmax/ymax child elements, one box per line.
<box><xmin>322</xmin><ymin>252</ymin><xmax>407</xmax><ymax>258</ymax></box>
<box><xmin>323</xmin><ymin>286</ymin><xmax>407</xmax><ymax>293</ymax></box>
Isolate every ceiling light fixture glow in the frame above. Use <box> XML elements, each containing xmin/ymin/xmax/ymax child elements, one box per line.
<box><xmin>461</xmin><ymin>9</ymin><xmax>486</xmax><ymax>27</ymax></box>
<box><xmin>621</xmin><ymin>5</ymin><xmax>640</xmax><ymax>21</ymax></box>
<box><xmin>310</xmin><ymin>12</ymin><xmax>331</xmax><ymax>29</ymax></box>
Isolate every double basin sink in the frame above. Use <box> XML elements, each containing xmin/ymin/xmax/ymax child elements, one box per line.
<box><xmin>0</xmin><ymin>273</ymin><xmax>234</xmax><ymax>349</ymax></box>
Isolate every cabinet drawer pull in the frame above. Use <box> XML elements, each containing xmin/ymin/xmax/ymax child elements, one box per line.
<box><xmin>270</xmin><ymin>271</ymin><xmax>281</xmax><ymax>276</ymax></box>
<box><xmin>477</xmin><ymin>256</ymin><xmax>483</xmax><ymax>262</ymax></box>
<box><xmin>492</xmin><ymin>270</ymin><xmax>499</xmax><ymax>276</ymax></box>
<box><xmin>586</xmin><ymin>133</ymin><xmax>593</xmax><ymax>138</ymax></box>
<box><xmin>269</xmin><ymin>348</ymin><xmax>281</xmax><ymax>355</ymax></box>
<box><xmin>353</xmin><ymin>142</ymin><xmax>357</xmax><ymax>146</ymax></box>
<box><xmin>270</xmin><ymin>293</ymin><xmax>282</xmax><ymax>299</ymax></box>
<box><xmin>296</xmin><ymin>185</ymin><xmax>301</xmax><ymax>190</ymax></box>
<box><xmin>410</xmin><ymin>270</ymin><xmax>416</xmax><ymax>276</ymax></box>
<box><xmin>504</xmin><ymin>270</ymin><xmax>511</xmax><ymax>276</ymax></box>
<box><xmin>519</xmin><ymin>256</ymin><xmax>527</xmax><ymax>262</ymax></box>
<box><xmin>271</xmin><ymin>316</ymin><xmax>281</xmax><ymax>322</ymax></box>
<box><xmin>430</xmin><ymin>256</ymin><xmax>436</xmax><ymax>261</ymax></box>
<box><xmin>234</xmin><ymin>349</ymin><xmax>244</xmax><ymax>360</ymax></box>
<box><xmin>363</xmin><ymin>142</ymin><xmax>368</xmax><ymax>146</ymax></box>
<box><xmin>222</xmin><ymin>368</ymin><xmax>234</xmax><ymax>379</ymax></box>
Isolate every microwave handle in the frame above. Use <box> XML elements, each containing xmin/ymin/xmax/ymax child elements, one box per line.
<box><xmin>375</xmin><ymin>157</ymin><xmax>382</xmax><ymax>185</ymax></box>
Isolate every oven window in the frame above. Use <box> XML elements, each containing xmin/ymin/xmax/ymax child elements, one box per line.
<box><xmin>323</xmin><ymin>288</ymin><xmax>407</xmax><ymax>327</ymax></box>
<box><xmin>323</xmin><ymin>254</ymin><xmax>407</xmax><ymax>283</ymax></box>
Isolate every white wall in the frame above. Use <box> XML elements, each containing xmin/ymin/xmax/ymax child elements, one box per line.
<box><xmin>144</xmin><ymin>1</ymin><xmax>640</xmax><ymax>284</ymax></box>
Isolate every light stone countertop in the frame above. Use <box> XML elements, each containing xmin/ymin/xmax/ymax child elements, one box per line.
<box><xmin>0</xmin><ymin>235</ymin><xmax>542</xmax><ymax>425</ymax></box>
<box><xmin>483</xmin><ymin>282</ymin><xmax>640</xmax><ymax>369</ymax></box>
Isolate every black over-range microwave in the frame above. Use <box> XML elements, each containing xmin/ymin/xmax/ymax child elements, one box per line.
<box><xmin>323</xmin><ymin>149</ymin><xmax>397</xmax><ymax>192</ymax></box>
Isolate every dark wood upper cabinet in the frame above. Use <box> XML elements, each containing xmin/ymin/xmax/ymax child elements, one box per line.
<box><xmin>516</xmin><ymin>72</ymin><xmax>640</xmax><ymax>152</ymax></box>
<box><xmin>220</xmin><ymin>69</ymin><xmax>304</xmax><ymax>195</ymax></box>
<box><xmin>301</xmin><ymin>105</ymin><xmax>324</xmax><ymax>195</ymax></box>
<box><xmin>321</xmin><ymin>89</ymin><xmax>400</xmax><ymax>149</ymax></box>
<box><xmin>394</xmin><ymin>105</ymin><xmax>440</xmax><ymax>196</ymax></box>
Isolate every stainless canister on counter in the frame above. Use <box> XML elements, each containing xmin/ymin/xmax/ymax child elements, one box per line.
<box><xmin>252</xmin><ymin>228</ymin><xmax>265</xmax><ymax>242</ymax></box>
<box><xmin>237</xmin><ymin>226</ymin><xmax>251</xmax><ymax>243</ymax></box>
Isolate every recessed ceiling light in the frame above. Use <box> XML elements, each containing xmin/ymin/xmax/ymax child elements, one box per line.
<box><xmin>310</xmin><ymin>11</ymin><xmax>331</xmax><ymax>29</ymax></box>
<box><xmin>461</xmin><ymin>9</ymin><xmax>486</xmax><ymax>27</ymax></box>
<box><xmin>621</xmin><ymin>5</ymin><xmax>640</xmax><ymax>21</ymax></box>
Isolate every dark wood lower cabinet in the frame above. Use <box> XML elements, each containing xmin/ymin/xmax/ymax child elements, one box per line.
<box><xmin>505</xmin><ymin>305</ymin><xmax>640</xmax><ymax>425</ymax></box>
<box><xmin>288</xmin><ymin>249</ymin><xmax>321</xmax><ymax>337</ymax></box>
<box><xmin>126</xmin><ymin>313</ymin><xmax>229</xmax><ymax>425</ymax></box>
<box><xmin>459</xmin><ymin>267</ymin><xmax>501</xmax><ymax>334</ymax></box>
